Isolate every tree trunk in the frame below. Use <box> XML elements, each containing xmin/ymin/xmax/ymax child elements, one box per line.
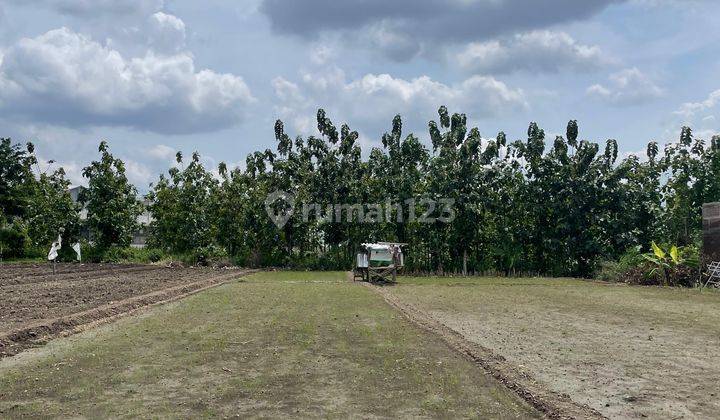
<box><xmin>462</xmin><ymin>249</ymin><xmax>468</xmax><ymax>277</ymax></box>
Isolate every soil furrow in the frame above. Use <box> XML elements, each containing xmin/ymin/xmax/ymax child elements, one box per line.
<box><xmin>0</xmin><ymin>269</ymin><xmax>257</xmax><ymax>358</ymax></box>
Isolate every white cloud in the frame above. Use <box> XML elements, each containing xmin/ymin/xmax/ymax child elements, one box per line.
<box><xmin>273</xmin><ymin>66</ymin><xmax>527</xmax><ymax>136</ymax></box>
<box><xmin>342</xmin><ymin>73</ymin><xmax>527</xmax><ymax>120</ymax></box>
<box><xmin>586</xmin><ymin>67</ymin><xmax>663</xmax><ymax>105</ymax></box>
<box><xmin>147</xmin><ymin>11</ymin><xmax>186</xmax><ymax>52</ymax></box>
<box><xmin>309</xmin><ymin>44</ymin><xmax>333</xmax><ymax>65</ymax></box>
<box><xmin>147</xmin><ymin>144</ymin><xmax>176</xmax><ymax>160</ymax></box>
<box><xmin>457</xmin><ymin>31</ymin><xmax>608</xmax><ymax>74</ymax></box>
<box><xmin>675</xmin><ymin>89</ymin><xmax>720</xmax><ymax>118</ymax></box>
<box><xmin>0</xmin><ymin>27</ymin><xmax>255</xmax><ymax>134</ymax></box>
<box><xmin>672</xmin><ymin>89</ymin><xmax>720</xmax><ymax>138</ymax></box>
<box><xmin>124</xmin><ymin>159</ymin><xmax>154</xmax><ymax>187</ymax></box>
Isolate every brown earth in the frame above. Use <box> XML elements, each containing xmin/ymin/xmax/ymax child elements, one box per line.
<box><xmin>386</xmin><ymin>277</ymin><xmax>720</xmax><ymax>419</ymax></box>
<box><xmin>363</xmin><ymin>281</ymin><xmax>603</xmax><ymax>420</ymax></box>
<box><xmin>0</xmin><ymin>263</ymin><xmax>255</xmax><ymax>357</ymax></box>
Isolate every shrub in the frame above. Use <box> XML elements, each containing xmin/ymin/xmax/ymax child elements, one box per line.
<box><xmin>640</xmin><ymin>242</ymin><xmax>699</xmax><ymax>287</ymax></box>
<box><xmin>598</xmin><ymin>243</ymin><xmax>700</xmax><ymax>287</ymax></box>
<box><xmin>595</xmin><ymin>246</ymin><xmax>644</xmax><ymax>282</ymax></box>
<box><xmin>82</xmin><ymin>245</ymin><xmax>168</xmax><ymax>264</ymax></box>
<box><xmin>0</xmin><ymin>222</ymin><xmax>28</xmax><ymax>259</ymax></box>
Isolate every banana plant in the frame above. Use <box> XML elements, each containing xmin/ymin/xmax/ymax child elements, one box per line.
<box><xmin>642</xmin><ymin>241</ymin><xmax>698</xmax><ymax>285</ymax></box>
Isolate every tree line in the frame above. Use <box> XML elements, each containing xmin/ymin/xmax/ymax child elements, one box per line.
<box><xmin>2</xmin><ymin>107</ymin><xmax>719</xmax><ymax>277</ymax></box>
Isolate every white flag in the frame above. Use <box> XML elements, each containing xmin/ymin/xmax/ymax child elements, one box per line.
<box><xmin>47</xmin><ymin>235</ymin><xmax>62</xmax><ymax>261</ymax></box>
<box><xmin>72</xmin><ymin>243</ymin><xmax>81</xmax><ymax>261</ymax></box>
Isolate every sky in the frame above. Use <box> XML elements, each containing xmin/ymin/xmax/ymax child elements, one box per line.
<box><xmin>1</xmin><ymin>0</ymin><xmax>719</xmax><ymax>190</ymax></box>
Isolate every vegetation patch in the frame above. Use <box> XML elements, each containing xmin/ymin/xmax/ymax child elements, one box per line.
<box><xmin>0</xmin><ymin>272</ymin><xmax>540</xmax><ymax>418</ymax></box>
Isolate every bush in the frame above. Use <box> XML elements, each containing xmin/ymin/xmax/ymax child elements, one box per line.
<box><xmin>176</xmin><ymin>245</ymin><xmax>228</xmax><ymax>266</ymax></box>
<box><xmin>595</xmin><ymin>260</ymin><xmax>623</xmax><ymax>282</ymax></box>
<box><xmin>83</xmin><ymin>245</ymin><xmax>168</xmax><ymax>264</ymax></box>
<box><xmin>0</xmin><ymin>221</ymin><xmax>29</xmax><ymax>259</ymax></box>
<box><xmin>595</xmin><ymin>246</ymin><xmax>644</xmax><ymax>282</ymax></box>
<box><xmin>597</xmin><ymin>243</ymin><xmax>699</xmax><ymax>287</ymax></box>
<box><xmin>622</xmin><ymin>262</ymin><xmax>698</xmax><ymax>287</ymax></box>
<box><xmin>639</xmin><ymin>242</ymin><xmax>699</xmax><ymax>287</ymax></box>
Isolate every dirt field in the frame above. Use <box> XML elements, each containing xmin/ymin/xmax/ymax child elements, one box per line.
<box><xmin>4</xmin><ymin>268</ymin><xmax>714</xmax><ymax>418</ymax></box>
<box><xmin>0</xmin><ymin>271</ymin><xmax>540</xmax><ymax>418</ymax></box>
<box><xmin>387</xmin><ymin>277</ymin><xmax>720</xmax><ymax>419</ymax></box>
<box><xmin>0</xmin><ymin>263</ymin><xmax>252</xmax><ymax>357</ymax></box>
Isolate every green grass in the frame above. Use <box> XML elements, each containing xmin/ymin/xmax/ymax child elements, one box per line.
<box><xmin>244</xmin><ymin>270</ymin><xmax>348</xmax><ymax>283</ymax></box>
<box><xmin>0</xmin><ymin>271</ymin><xmax>538</xmax><ymax>418</ymax></box>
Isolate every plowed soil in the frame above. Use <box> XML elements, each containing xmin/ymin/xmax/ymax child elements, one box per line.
<box><xmin>0</xmin><ymin>263</ymin><xmax>253</xmax><ymax>357</ymax></box>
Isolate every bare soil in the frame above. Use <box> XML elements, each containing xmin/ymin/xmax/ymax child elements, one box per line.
<box><xmin>0</xmin><ymin>263</ymin><xmax>254</xmax><ymax>357</ymax></box>
<box><xmin>387</xmin><ymin>277</ymin><xmax>720</xmax><ymax>419</ymax></box>
<box><xmin>365</xmin><ymin>281</ymin><xmax>603</xmax><ymax>420</ymax></box>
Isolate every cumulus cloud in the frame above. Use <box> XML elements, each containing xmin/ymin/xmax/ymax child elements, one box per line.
<box><xmin>124</xmin><ymin>158</ymin><xmax>154</xmax><ymax>187</ymax></box>
<box><xmin>672</xmin><ymin>89</ymin><xmax>720</xmax><ymax>136</ymax></box>
<box><xmin>0</xmin><ymin>27</ymin><xmax>255</xmax><ymax>134</ymax></box>
<box><xmin>586</xmin><ymin>68</ymin><xmax>663</xmax><ymax>105</ymax></box>
<box><xmin>272</xmin><ymin>66</ymin><xmax>527</xmax><ymax>135</ymax></box>
<box><xmin>457</xmin><ymin>31</ymin><xmax>608</xmax><ymax>74</ymax></box>
<box><xmin>146</xmin><ymin>11</ymin><xmax>186</xmax><ymax>52</ymax></box>
<box><xmin>147</xmin><ymin>144</ymin><xmax>176</xmax><ymax>160</ymax></box>
<box><xmin>261</xmin><ymin>0</ymin><xmax>623</xmax><ymax>60</ymax></box>
<box><xmin>675</xmin><ymin>89</ymin><xmax>720</xmax><ymax>119</ymax></box>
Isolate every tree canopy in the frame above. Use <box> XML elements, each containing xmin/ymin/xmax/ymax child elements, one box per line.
<box><xmin>2</xmin><ymin>107</ymin><xmax>718</xmax><ymax>275</ymax></box>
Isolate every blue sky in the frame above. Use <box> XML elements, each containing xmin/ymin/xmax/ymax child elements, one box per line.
<box><xmin>1</xmin><ymin>0</ymin><xmax>719</xmax><ymax>190</ymax></box>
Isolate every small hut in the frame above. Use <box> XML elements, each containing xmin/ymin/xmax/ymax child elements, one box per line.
<box><xmin>353</xmin><ymin>242</ymin><xmax>406</xmax><ymax>283</ymax></box>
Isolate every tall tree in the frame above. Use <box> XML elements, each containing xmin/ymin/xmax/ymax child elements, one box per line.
<box><xmin>147</xmin><ymin>151</ymin><xmax>218</xmax><ymax>254</ymax></box>
<box><xmin>80</xmin><ymin>141</ymin><xmax>141</xmax><ymax>249</ymax></box>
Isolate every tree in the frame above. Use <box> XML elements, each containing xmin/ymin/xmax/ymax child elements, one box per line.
<box><xmin>0</xmin><ymin>139</ymin><xmax>35</xmax><ymax>220</ymax></box>
<box><xmin>80</xmin><ymin>141</ymin><xmax>141</xmax><ymax>249</ymax></box>
<box><xmin>6</xmin><ymin>106</ymin><xmax>717</xmax><ymax>276</ymax></box>
<box><xmin>147</xmin><ymin>151</ymin><xmax>218</xmax><ymax>254</ymax></box>
<box><xmin>26</xmin><ymin>168</ymin><xmax>80</xmax><ymax>249</ymax></box>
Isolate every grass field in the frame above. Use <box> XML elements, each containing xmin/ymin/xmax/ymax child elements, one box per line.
<box><xmin>390</xmin><ymin>276</ymin><xmax>720</xmax><ymax>419</ymax></box>
<box><xmin>0</xmin><ymin>271</ymin><xmax>539</xmax><ymax>418</ymax></box>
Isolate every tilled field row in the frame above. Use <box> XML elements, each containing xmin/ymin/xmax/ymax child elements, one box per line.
<box><xmin>0</xmin><ymin>267</ymin><xmax>251</xmax><ymax>334</ymax></box>
<box><xmin>0</xmin><ymin>268</ymin><xmax>256</xmax><ymax>358</ymax></box>
<box><xmin>0</xmin><ymin>264</ymin><xmax>167</xmax><ymax>286</ymax></box>
<box><xmin>0</xmin><ymin>263</ymin><xmax>136</xmax><ymax>279</ymax></box>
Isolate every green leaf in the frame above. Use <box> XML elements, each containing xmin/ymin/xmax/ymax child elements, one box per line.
<box><xmin>669</xmin><ymin>246</ymin><xmax>679</xmax><ymax>264</ymax></box>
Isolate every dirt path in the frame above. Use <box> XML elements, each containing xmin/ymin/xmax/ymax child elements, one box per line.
<box><xmin>0</xmin><ymin>268</ymin><xmax>257</xmax><ymax>358</ymax></box>
<box><xmin>359</xmin><ymin>278</ymin><xmax>604</xmax><ymax>420</ymax></box>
